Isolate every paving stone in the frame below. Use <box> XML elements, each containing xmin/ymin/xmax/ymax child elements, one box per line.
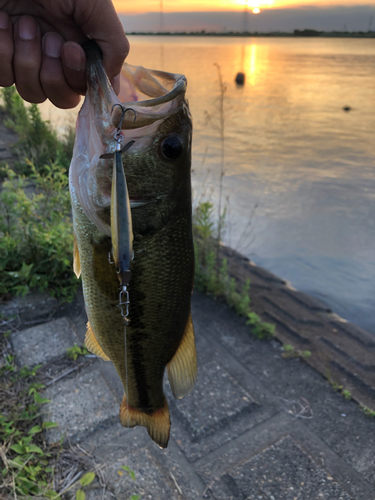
<box><xmin>210</xmin><ymin>435</ymin><xmax>351</xmax><ymax>500</ymax></box>
<box><xmin>171</xmin><ymin>360</ymin><xmax>255</xmax><ymax>440</ymax></box>
<box><xmin>89</xmin><ymin>447</ymin><xmax>187</xmax><ymax>500</ymax></box>
<box><xmin>11</xmin><ymin>317</ymin><xmax>78</xmax><ymax>367</ymax></box>
<box><xmin>0</xmin><ymin>289</ymin><xmax>60</xmax><ymax>324</ymax></box>
<box><xmin>80</xmin><ymin>423</ymin><xmax>205</xmax><ymax>499</ymax></box>
<box><xmin>44</xmin><ymin>364</ymin><xmax>119</xmax><ymax>443</ymax></box>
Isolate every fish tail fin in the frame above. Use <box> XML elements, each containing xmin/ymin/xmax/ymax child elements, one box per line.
<box><xmin>120</xmin><ymin>396</ymin><xmax>170</xmax><ymax>449</ymax></box>
<box><xmin>167</xmin><ymin>313</ymin><xmax>197</xmax><ymax>399</ymax></box>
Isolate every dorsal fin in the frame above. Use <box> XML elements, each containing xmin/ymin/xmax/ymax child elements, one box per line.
<box><xmin>167</xmin><ymin>313</ymin><xmax>197</xmax><ymax>400</ymax></box>
<box><xmin>85</xmin><ymin>322</ymin><xmax>110</xmax><ymax>361</ymax></box>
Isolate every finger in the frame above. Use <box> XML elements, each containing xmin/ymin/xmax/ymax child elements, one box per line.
<box><xmin>13</xmin><ymin>16</ymin><xmax>46</xmax><ymax>103</ymax></box>
<box><xmin>110</xmin><ymin>74</ymin><xmax>120</xmax><ymax>96</ymax></box>
<box><xmin>74</xmin><ymin>0</ymin><xmax>129</xmax><ymax>81</ymax></box>
<box><xmin>0</xmin><ymin>10</ymin><xmax>14</xmax><ymax>87</ymax></box>
<box><xmin>40</xmin><ymin>32</ymin><xmax>80</xmax><ymax>109</ymax></box>
<box><xmin>61</xmin><ymin>41</ymin><xmax>87</xmax><ymax>95</ymax></box>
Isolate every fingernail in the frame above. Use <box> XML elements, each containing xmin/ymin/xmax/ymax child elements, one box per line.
<box><xmin>63</xmin><ymin>44</ymin><xmax>84</xmax><ymax>71</ymax></box>
<box><xmin>43</xmin><ymin>32</ymin><xmax>62</xmax><ymax>58</ymax></box>
<box><xmin>18</xmin><ymin>16</ymin><xmax>37</xmax><ymax>40</ymax></box>
<box><xmin>0</xmin><ymin>11</ymin><xmax>8</xmax><ymax>30</ymax></box>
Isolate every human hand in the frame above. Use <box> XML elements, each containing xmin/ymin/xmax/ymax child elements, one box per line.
<box><xmin>0</xmin><ymin>0</ymin><xmax>129</xmax><ymax>109</ymax></box>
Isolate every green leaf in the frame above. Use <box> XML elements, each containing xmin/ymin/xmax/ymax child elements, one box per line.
<box><xmin>10</xmin><ymin>444</ymin><xmax>26</xmax><ymax>454</ymax></box>
<box><xmin>76</xmin><ymin>489</ymin><xmax>86</xmax><ymax>500</ymax></box>
<box><xmin>121</xmin><ymin>466</ymin><xmax>136</xmax><ymax>481</ymax></box>
<box><xmin>45</xmin><ymin>490</ymin><xmax>59</xmax><ymax>500</ymax></box>
<box><xmin>80</xmin><ymin>471</ymin><xmax>95</xmax><ymax>486</ymax></box>
<box><xmin>34</xmin><ymin>392</ymin><xmax>50</xmax><ymax>404</ymax></box>
<box><xmin>28</xmin><ymin>425</ymin><xmax>42</xmax><ymax>434</ymax></box>
<box><xmin>130</xmin><ymin>496</ymin><xmax>141</xmax><ymax>500</ymax></box>
<box><xmin>25</xmin><ymin>444</ymin><xmax>43</xmax><ymax>454</ymax></box>
<box><xmin>43</xmin><ymin>421</ymin><xmax>58</xmax><ymax>429</ymax></box>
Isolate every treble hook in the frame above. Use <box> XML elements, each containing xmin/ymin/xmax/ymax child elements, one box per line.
<box><xmin>111</xmin><ymin>104</ymin><xmax>137</xmax><ymax>144</ymax></box>
<box><xmin>99</xmin><ymin>106</ymin><xmax>137</xmax><ymax>159</ymax></box>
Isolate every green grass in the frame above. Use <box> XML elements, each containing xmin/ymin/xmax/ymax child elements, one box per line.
<box><xmin>0</xmin><ymin>163</ymin><xmax>79</xmax><ymax>301</ymax></box>
<box><xmin>1</xmin><ymin>86</ymin><xmax>74</xmax><ymax>177</ymax></box>
<box><xmin>360</xmin><ymin>405</ymin><xmax>375</xmax><ymax>418</ymax></box>
<box><xmin>282</xmin><ymin>344</ymin><xmax>311</xmax><ymax>359</ymax></box>
<box><xmin>66</xmin><ymin>344</ymin><xmax>90</xmax><ymax>361</ymax></box>
<box><xmin>193</xmin><ymin>200</ymin><xmax>275</xmax><ymax>339</ymax></box>
<box><xmin>0</xmin><ymin>87</ymin><xmax>79</xmax><ymax>302</ymax></box>
<box><xmin>0</xmin><ymin>349</ymin><xmax>61</xmax><ymax>498</ymax></box>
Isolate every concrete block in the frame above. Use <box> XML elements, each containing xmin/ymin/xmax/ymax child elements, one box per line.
<box><xmin>11</xmin><ymin>317</ymin><xmax>78</xmax><ymax>367</ymax></box>
<box><xmin>44</xmin><ymin>364</ymin><xmax>119</xmax><ymax>443</ymax></box>
<box><xmin>101</xmin><ymin>448</ymin><xmax>182</xmax><ymax>500</ymax></box>
<box><xmin>210</xmin><ymin>435</ymin><xmax>351</xmax><ymax>500</ymax></box>
<box><xmin>171</xmin><ymin>360</ymin><xmax>255</xmax><ymax>440</ymax></box>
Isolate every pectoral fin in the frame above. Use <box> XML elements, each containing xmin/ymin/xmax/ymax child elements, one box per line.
<box><xmin>85</xmin><ymin>322</ymin><xmax>110</xmax><ymax>361</ymax></box>
<box><xmin>167</xmin><ymin>313</ymin><xmax>197</xmax><ymax>400</ymax></box>
<box><xmin>73</xmin><ymin>233</ymin><xmax>81</xmax><ymax>278</ymax></box>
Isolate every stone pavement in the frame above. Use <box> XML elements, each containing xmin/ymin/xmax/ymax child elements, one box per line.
<box><xmin>8</xmin><ymin>288</ymin><xmax>375</xmax><ymax>500</ymax></box>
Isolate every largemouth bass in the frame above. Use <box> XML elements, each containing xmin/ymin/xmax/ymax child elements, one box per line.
<box><xmin>69</xmin><ymin>42</ymin><xmax>197</xmax><ymax>448</ymax></box>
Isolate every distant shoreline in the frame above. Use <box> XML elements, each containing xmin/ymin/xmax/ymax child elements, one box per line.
<box><xmin>127</xmin><ymin>30</ymin><xmax>375</xmax><ymax>39</ymax></box>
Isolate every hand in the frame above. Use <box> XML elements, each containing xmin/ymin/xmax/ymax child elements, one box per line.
<box><xmin>0</xmin><ymin>0</ymin><xmax>129</xmax><ymax>109</ymax></box>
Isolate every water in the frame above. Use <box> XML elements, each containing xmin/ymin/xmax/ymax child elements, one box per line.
<box><xmin>41</xmin><ymin>36</ymin><xmax>375</xmax><ymax>333</ymax></box>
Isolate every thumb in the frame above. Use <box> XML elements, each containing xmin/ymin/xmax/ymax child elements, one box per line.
<box><xmin>73</xmin><ymin>0</ymin><xmax>129</xmax><ymax>80</ymax></box>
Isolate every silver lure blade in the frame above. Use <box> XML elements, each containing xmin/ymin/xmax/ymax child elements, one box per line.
<box><xmin>110</xmin><ymin>147</ymin><xmax>134</xmax><ymax>286</ymax></box>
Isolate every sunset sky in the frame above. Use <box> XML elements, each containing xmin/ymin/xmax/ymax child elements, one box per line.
<box><xmin>113</xmin><ymin>0</ymin><xmax>375</xmax><ymax>13</ymax></box>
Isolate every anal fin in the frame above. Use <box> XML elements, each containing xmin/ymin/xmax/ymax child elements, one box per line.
<box><xmin>85</xmin><ymin>322</ymin><xmax>110</xmax><ymax>361</ymax></box>
<box><xmin>120</xmin><ymin>395</ymin><xmax>170</xmax><ymax>448</ymax></box>
<box><xmin>73</xmin><ymin>233</ymin><xmax>81</xmax><ymax>278</ymax></box>
<box><xmin>167</xmin><ymin>312</ymin><xmax>197</xmax><ymax>400</ymax></box>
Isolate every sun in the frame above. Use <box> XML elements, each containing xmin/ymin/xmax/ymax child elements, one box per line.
<box><xmin>252</xmin><ymin>7</ymin><xmax>260</xmax><ymax>13</ymax></box>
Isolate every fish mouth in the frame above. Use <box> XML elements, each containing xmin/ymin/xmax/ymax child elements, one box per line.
<box><xmin>112</xmin><ymin>64</ymin><xmax>187</xmax><ymax>132</ymax></box>
<box><xmin>70</xmin><ymin>45</ymin><xmax>188</xmax><ymax>236</ymax></box>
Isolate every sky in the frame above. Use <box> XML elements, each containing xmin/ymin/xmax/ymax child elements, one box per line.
<box><xmin>117</xmin><ymin>4</ymin><xmax>375</xmax><ymax>32</ymax></box>
<box><xmin>113</xmin><ymin>1</ymin><xmax>375</xmax><ymax>13</ymax></box>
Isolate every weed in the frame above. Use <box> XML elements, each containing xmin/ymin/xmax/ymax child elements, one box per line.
<box><xmin>193</xmin><ymin>200</ymin><xmax>275</xmax><ymax>339</ymax></box>
<box><xmin>329</xmin><ymin>381</ymin><xmax>356</xmax><ymax>402</ymax></box>
<box><xmin>66</xmin><ymin>344</ymin><xmax>90</xmax><ymax>361</ymax></box>
<box><xmin>360</xmin><ymin>405</ymin><xmax>375</xmax><ymax>418</ymax></box>
<box><xmin>1</xmin><ymin>86</ymin><xmax>74</xmax><ymax>176</ymax></box>
<box><xmin>76</xmin><ymin>471</ymin><xmax>96</xmax><ymax>499</ymax></box>
<box><xmin>330</xmin><ymin>382</ymin><xmax>343</xmax><ymax>392</ymax></box>
<box><xmin>213</xmin><ymin>63</ymin><xmax>227</xmax><ymax>262</ymax></box>
<box><xmin>282</xmin><ymin>344</ymin><xmax>311</xmax><ymax>359</ymax></box>
<box><xmin>117</xmin><ymin>466</ymin><xmax>141</xmax><ymax>499</ymax></box>
<box><xmin>342</xmin><ymin>389</ymin><xmax>352</xmax><ymax>400</ymax></box>
<box><xmin>246</xmin><ymin>312</ymin><xmax>275</xmax><ymax>339</ymax></box>
<box><xmin>0</xmin><ymin>162</ymin><xmax>79</xmax><ymax>301</ymax></box>
<box><xmin>0</xmin><ymin>355</ymin><xmax>60</xmax><ymax>498</ymax></box>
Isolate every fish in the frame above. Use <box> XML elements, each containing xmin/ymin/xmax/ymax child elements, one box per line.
<box><xmin>69</xmin><ymin>41</ymin><xmax>197</xmax><ymax>448</ymax></box>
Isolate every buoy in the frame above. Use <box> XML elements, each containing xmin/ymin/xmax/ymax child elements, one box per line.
<box><xmin>342</xmin><ymin>106</ymin><xmax>352</xmax><ymax>112</ymax></box>
<box><xmin>235</xmin><ymin>72</ymin><xmax>245</xmax><ymax>85</ymax></box>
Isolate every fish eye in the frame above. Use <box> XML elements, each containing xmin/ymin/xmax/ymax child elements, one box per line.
<box><xmin>160</xmin><ymin>135</ymin><xmax>184</xmax><ymax>160</ymax></box>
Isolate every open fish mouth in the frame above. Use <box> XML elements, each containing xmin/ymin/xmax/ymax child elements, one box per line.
<box><xmin>70</xmin><ymin>46</ymin><xmax>188</xmax><ymax>236</ymax></box>
<box><xmin>116</xmin><ymin>64</ymin><xmax>187</xmax><ymax>124</ymax></box>
<box><xmin>107</xmin><ymin>64</ymin><xmax>188</xmax><ymax>154</ymax></box>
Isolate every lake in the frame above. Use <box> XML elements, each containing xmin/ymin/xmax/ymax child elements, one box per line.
<box><xmin>40</xmin><ymin>36</ymin><xmax>375</xmax><ymax>334</ymax></box>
